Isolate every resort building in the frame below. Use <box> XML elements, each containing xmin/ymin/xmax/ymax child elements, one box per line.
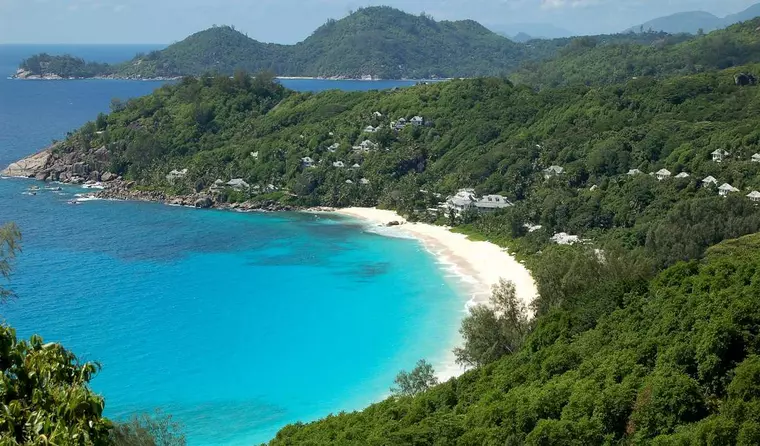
<box><xmin>446</xmin><ymin>188</ymin><xmax>477</xmax><ymax>213</ymax></box>
<box><xmin>752</xmin><ymin>153</ymin><xmax>760</xmax><ymax>163</ymax></box>
<box><xmin>675</xmin><ymin>172</ymin><xmax>690</xmax><ymax>179</ymax></box>
<box><xmin>627</xmin><ymin>169</ymin><xmax>642</xmax><ymax>176</ymax></box>
<box><xmin>411</xmin><ymin>116</ymin><xmax>424</xmax><ymax>126</ymax></box>
<box><xmin>360</xmin><ymin>178</ymin><xmax>371</xmax><ymax>185</ymax></box>
<box><xmin>301</xmin><ymin>157</ymin><xmax>314</xmax><ymax>168</ymax></box>
<box><xmin>363</xmin><ymin>125</ymin><xmax>377</xmax><ymax>133</ymax></box>
<box><xmin>373</xmin><ymin>111</ymin><xmax>383</xmax><ymax>117</ymax></box>
<box><xmin>327</xmin><ymin>143</ymin><xmax>340</xmax><ymax>153</ymax></box>
<box><xmin>702</xmin><ymin>176</ymin><xmax>719</xmax><ymax>187</ymax></box>
<box><xmin>332</xmin><ymin>161</ymin><xmax>345</xmax><ymax>168</ymax></box>
<box><xmin>351</xmin><ymin>163</ymin><xmax>361</xmax><ymax>169</ymax></box>
<box><xmin>718</xmin><ymin>183</ymin><xmax>740</xmax><ymax>196</ymax></box>
<box><xmin>474</xmin><ymin>194</ymin><xmax>513</xmax><ymax>212</ymax></box>
<box><xmin>712</xmin><ymin>149</ymin><xmax>730</xmax><ymax>163</ymax></box>
<box><xmin>210</xmin><ymin>179</ymin><xmax>226</xmax><ymax>193</ymax></box>
<box><xmin>655</xmin><ymin>169</ymin><xmax>671</xmax><ymax>181</ymax></box>
<box><xmin>747</xmin><ymin>191</ymin><xmax>760</xmax><ymax>202</ymax></box>
<box><xmin>166</xmin><ymin>168</ymin><xmax>188</xmax><ymax>183</ymax></box>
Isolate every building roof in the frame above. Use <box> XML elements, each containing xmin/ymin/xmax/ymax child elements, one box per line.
<box><xmin>656</xmin><ymin>168</ymin><xmax>671</xmax><ymax>176</ymax></box>
<box><xmin>332</xmin><ymin>161</ymin><xmax>345</xmax><ymax>167</ymax></box>
<box><xmin>447</xmin><ymin>189</ymin><xmax>477</xmax><ymax>207</ymax></box>
<box><xmin>301</xmin><ymin>157</ymin><xmax>314</xmax><ymax>162</ymax></box>
<box><xmin>675</xmin><ymin>172</ymin><xmax>690</xmax><ymax>178</ymax></box>
<box><xmin>752</xmin><ymin>153</ymin><xmax>760</xmax><ymax>159</ymax></box>
<box><xmin>712</xmin><ymin>149</ymin><xmax>730</xmax><ymax>156</ymax></box>
<box><xmin>226</xmin><ymin>178</ymin><xmax>249</xmax><ymax>188</ymax></box>
<box><xmin>627</xmin><ymin>169</ymin><xmax>642</xmax><ymax>175</ymax></box>
<box><xmin>360</xmin><ymin>178</ymin><xmax>370</xmax><ymax>184</ymax></box>
<box><xmin>351</xmin><ymin>163</ymin><xmax>361</xmax><ymax>168</ymax></box>
<box><xmin>718</xmin><ymin>183</ymin><xmax>739</xmax><ymax>192</ymax></box>
<box><xmin>544</xmin><ymin>165</ymin><xmax>564</xmax><ymax>174</ymax></box>
<box><xmin>475</xmin><ymin>194</ymin><xmax>512</xmax><ymax>209</ymax></box>
<box><xmin>702</xmin><ymin>176</ymin><xmax>718</xmax><ymax>184</ymax></box>
<box><xmin>213</xmin><ymin>179</ymin><xmax>225</xmax><ymax>186</ymax></box>
<box><xmin>345</xmin><ymin>179</ymin><xmax>353</xmax><ymax>184</ymax></box>
<box><xmin>411</xmin><ymin>115</ymin><xmax>423</xmax><ymax>122</ymax></box>
<box><xmin>747</xmin><ymin>191</ymin><xmax>760</xmax><ymax>199</ymax></box>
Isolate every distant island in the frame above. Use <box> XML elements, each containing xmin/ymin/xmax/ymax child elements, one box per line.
<box><xmin>13</xmin><ymin>7</ymin><xmax>530</xmax><ymax>80</ymax></box>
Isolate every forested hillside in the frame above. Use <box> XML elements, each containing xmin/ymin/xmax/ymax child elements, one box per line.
<box><xmin>39</xmin><ymin>65</ymin><xmax>760</xmax><ymax>269</ymax></box>
<box><xmin>512</xmin><ymin>18</ymin><xmax>760</xmax><ymax>87</ymax></box>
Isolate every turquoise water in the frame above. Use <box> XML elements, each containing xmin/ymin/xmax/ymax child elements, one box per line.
<box><xmin>0</xmin><ymin>46</ymin><xmax>464</xmax><ymax>444</ymax></box>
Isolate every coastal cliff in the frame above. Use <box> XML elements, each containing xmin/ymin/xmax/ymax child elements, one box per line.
<box><xmin>1</xmin><ymin>143</ymin><xmax>119</xmax><ymax>183</ymax></box>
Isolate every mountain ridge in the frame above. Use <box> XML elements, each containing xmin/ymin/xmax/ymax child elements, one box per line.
<box><xmin>626</xmin><ymin>2</ymin><xmax>760</xmax><ymax>34</ymax></box>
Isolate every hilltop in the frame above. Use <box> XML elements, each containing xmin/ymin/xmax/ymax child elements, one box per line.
<box><xmin>16</xmin><ymin>7</ymin><xmax>526</xmax><ymax>80</ymax></box>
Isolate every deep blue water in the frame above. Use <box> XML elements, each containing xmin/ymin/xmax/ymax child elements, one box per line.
<box><xmin>0</xmin><ymin>45</ymin><xmax>462</xmax><ymax>444</ymax></box>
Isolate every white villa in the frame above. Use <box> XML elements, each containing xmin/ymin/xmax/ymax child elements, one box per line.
<box><xmin>226</xmin><ymin>178</ymin><xmax>250</xmax><ymax>191</ymax></box>
<box><xmin>475</xmin><ymin>194</ymin><xmax>513</xmax><ymax>212</ymax></box>
<box><xmin>301</xmin><ymin>157</ymin><xmax>314</xmax><ymax>168</ymax></box>
<box><xmin>675</xmin><ymin>172</ymin><xmax>690</xmax><ymax>179</ymax></box>
<box><xmin>353</xmin><ymin>140</ymin><xmax>379</xmax><ymax>152</ymax></box>
<box><xmin>166</xmin><ymin>168</ymin><xmax>188</xmax><ymax>183</ymax></box>
<box><xmin>702</xmin><ymin>176</ymin><xmax>719</xmax><ymax>187</ymax></box>
<box><xmin>332</xmin><ymin>161</ymin><xmax>345</xmax><ymax>168</ymax></box>
<box><xmin>446</xmin><ymin>188</ymin><xmax>477</xmax><ymax>212</ymax></box>
<box><xmin>392</xmin><ymin>118</ymin><xmax>407</xmax><ymax>131</ymax></box>
<box><xmin>411</xmin><ymin>116</ymin><xmax>424</xmax><ymax>126</ymax></box>
<box><xmin>752</xmin><ymin>153</ymin><xmax>760</xmax><ymax>163</ymax></box>
<box><xmin>250</xmin><ymin>151</ymin><xmax>259</xmax><ymax>159</ymax></box>
<box><xmin>327</xmin><ymin>143</ymin><xmax>340</xmax><ymax>153</ymax></box>
<box><xmin>363</xmin><ymin>125</ymin><xmax>377</xmax><ymax>133</ymax></box>
<box><xmin>345</xmin><ymin>179</ymin><xmax>354</xmax><ymax>184</ymax></box>
<box><xmin>210</xmin><ymin>179</ymin><xmax>226</xmax><ymax>193</ymax></box>
<box><xmin>544</xmin><ymin>165</ymin><xmax>565</xmax><ymax>179</ymax></box>
<box><xmin>747</xmin><ymin>191</ymin><xmax>760</xmax><ymax>202</ymax></box>
<box><xmin>627</xmin><ymin>169</ymin><xmax>643</xmax><ymax>176</ymax></box>
<box><xmin>373</xmin><ymin>111</ymin><xmax>383</xmax><ymax>117</ymax></box>
<box><xmin>655</xmin><ymin>169</ymin><xmax>671</xmax><ymax>181</ymax></box>
<box><xmin>351</xmin><ymin>163</ymin><xmax>361</xmax><ymax>169</ymax></box>
<box><xmin>718</xmin><ymin>183</ymin><xmax>740</xmax><ymax>196</ymax></box>
<box><xmin>712</xmin><ymin>149</ymin><xmax>730</xmax><ymax>163</ymax></box>
<box><xmin>360</xmin><ymin>178</ymin><xmax>370</xmax><ymax>185</ymax></box>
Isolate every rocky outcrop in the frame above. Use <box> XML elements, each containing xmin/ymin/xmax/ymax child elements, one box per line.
<box><xmin>1</xmin><ymin>149</ymin><xmax>52</xmax><ymax>177</ymax></box>
<box><xmin>194</xmin><ymin>197</ymin><xmax>213</xmax><ymax>209</ymax></box>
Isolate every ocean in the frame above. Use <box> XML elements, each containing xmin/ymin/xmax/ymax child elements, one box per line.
<box><xmin>0</xmin><ymin>45</ymin><xmax>463</xmax><ymax>444</ymax></box>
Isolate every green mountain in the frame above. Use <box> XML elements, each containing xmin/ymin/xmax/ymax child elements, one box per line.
<box><xmin>18</xmin><ymin>7</ymin><xmax>527</xmax><ymax>80</ymax></box>
<box><xmin>512</xmin><ymin>18</ymin><xmax>760</xmax><ymax>88</ymax></box>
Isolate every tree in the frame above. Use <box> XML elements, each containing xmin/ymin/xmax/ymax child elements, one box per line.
<box><xmin>454</xmin><ymin>279</ymin><xmax>530</xmax><ymax>367</ymax></box>
<box><xmin>0</xmin><ymin>222</ymin><xmax>21</xmax><ymax>302</ymax></box>
<box><xmin>110</xmin><ymin>410</ymin><xmax>186</xmax><ymax>446</ymax></box>
<box><xmin>391</xmin><ymin>359</ymin><xmax>438</xmax><ymax>397</ymax></box>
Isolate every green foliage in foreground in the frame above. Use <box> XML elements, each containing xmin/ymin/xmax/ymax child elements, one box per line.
<box><xmin>269</xmin><ymin>233</ymin><xmax>760</xmax><ymax>445</ymax></box>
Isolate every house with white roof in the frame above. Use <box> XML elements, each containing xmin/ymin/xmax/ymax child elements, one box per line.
<box><xmin>627</xmin><ymin>169</ymin><xmax>642</xmax><ymax>176</ymax></box>
<box><xmin>474</xmin><ymin>194</ymin><xmax>513</xmax><ymax>212</ymax></box>
<box><xmin>301</xmin><ymin>157</ymin><xmax>314</xmax><ymax>168</ymax></box>
<box><xmin>351</xmin><ymin>163</ymin><xmax>361</xmax><ymax>169</ymax></box>
<box><xmin>655</xmin><ymin>169</ymin><xmax>671</xmax><ymax>181</ymax></box>
<box><xmin>446</xmin><ymin>189</ymin><xmax>477</xmax><ymax>213</ymax></box>
<box><xmin>373</xmin><ymin>111</ymin><xmax>383</xmax><ymax>118</ymax></box>
<box><xmin>327</xmin><ymin>143</ymin><xmax>340</xmax><ymax>153</ymax></box>
<box><xmin>363</xmin><ymin>125</ymin><xmax>377</xmax><ymax>133</ymax></box>
<box><xmin>718</xmin><ymin>183</ymin><xmax>739</xmax><ymax>196</ymax></box>
<box><xmin>392</xmin><ymin>118</ymin><xmax>407</xmax><ymax>131</ymax></box>
<box><xmin>702</xmin><ymin>176</ymin><xmax>718</xmax><ymax>187</ymax></box>
<box><xmin>250</xmin><ymin>151</ymin><xmax>259</xmax><ymax>159</ymax></box>
<box><xmin>712</xmin><ymin>149</ymin><xmax>730</xmax><ymax>163</ymax></box>
<box><xmin>210</xmin><ymin>179</ymin><xmax>226</xmax><ymax>193</ymax></box>
<box><xmin>675</xmin><ymin>172</ymin><xmax>690</xmax><ymax>179</ymax></box>
<box><xmin>345</xmin><ymin>179</ymin><xmax>354</xmax><ymax>184</ymax></box>
<box><xmin>332</xmin><ymin>161</ymin><xmax>345</xmax><ymax>168</ymax></box>
<box><xmin>747</xmin><ymin>191</ymin><xmax>760</xmax><ymax>202</ymax></box>
<box><xmin>411</xmin><ymin>116</ymin><xmax>424</xmax><ymax>126</ymax></box>
<box><xmin>543</xmin><ymin>165</ymin><xmax>565</xmax><ymax>179</ymax></box>
<box><xmin>752</xmin><ymin>153</ymin><xmax>760</xmax><ymax>163</ymax></box>
<box><xmin>360</xmin><ymin>178</ymin><xmax>370</xmax><ymax>185</ymax></box>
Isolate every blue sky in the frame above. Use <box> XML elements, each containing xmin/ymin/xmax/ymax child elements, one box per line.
<box><xmin>1</xmin><ymin>0</ymin><xmax>758</xmax><ymax>44</ymax></box>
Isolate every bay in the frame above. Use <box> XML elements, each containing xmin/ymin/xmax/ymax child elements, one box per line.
<box><xmin>0</xmin><ymin>45</ymin><xmax>463</xmax><ymax>444</ymax></box>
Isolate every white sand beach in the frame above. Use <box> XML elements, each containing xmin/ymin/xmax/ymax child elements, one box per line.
<box><xmin>332</xmin><ymin>207</ymin><xmax>538</xmax><ymax>380</ymax></box>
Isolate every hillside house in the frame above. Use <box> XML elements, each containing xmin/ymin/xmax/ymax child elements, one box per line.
<box><xmin>543</xmin><ymin>165</ymin><xmax>565</xmax><ymax>179</ymax></box>
<box><xmin>392</xmin><ymin>118</ymin><xmax>407</xmax><ymax>131</ymax></box>
<box><xmin>752</xmin><ymin>153</ymin><xmax>760</xmax><ymax>163</ymax></box>
<box><xmin>327</xmin><ymin>143</ymin><xmax>340</xmax><ymax>153</ymax></box>
<box><xmin>363</xmin><ymin>125</ymin><xmax>377</xmax><ymax>133</ymax></box>
<box><xmin>332</xmin><ymin>161</ymin><xmax>345</xmax><ymax>168</ymax></box>
<box><xmin>360</xmin><ymin>178</ymin><xmax>370</xmax><ymax>185</ymax></box>
<box><xmin>655</xmin><ymin>169</ymin><xmax>671</xmax><ymax>181</ymax></box>
<box><xmin>675</xmin><ymin>172</ymin><xmax>690</xmax><ymax>179</ymax></box>
<box><xmin>373</xmin><ymin>111</ymin><xmax>383</xmax><ymax>117</ymax></box>
<box><xmin>475</xmin><ymin>194</ymin><xmax>513</xmax><ymax>212</ymax></box>
<box><xmin>411</xmin><ymin>116</ymin><xmax>424</xmax><ymax>126</ymax></box>
<box><xmin>712</xmin><ymin>149</ymin><xmax>730</xmax><ymax>163</ymax></box>
<box><xmin>702</xmin><ymin>176</ymin><xmax>718</xmax><ymax>187</ymax></box>
<box><xmin>446</xmin><ymin>188</ymin><xmax>477</xmax><ymax>213</ymax></box>
<box><xmin>250</xmin><ymin>151</ymin><xmax>259</xmax><ymax>159</ymax></box>
<box><xmin>345</xmin><ymin>179</ymin><xmax>353</xmax><ymax>184</ymax></box>
<box><xmin>748</xmin><ymin>191</ymin><xmax>760</xmax><ymax>202</ymax></box>
<box><xmin>357</xmin><ymin>140</ymin><xmax>378</xmax><ymax>152</ymax></box>
<box><xmin>627</xmin><ymin>169</ymin><xmax>642</xmax><ymax>176</ymax></box>
<box><xmin>351</xmin><ymin>163</ymin><xmax>361</xmax><ymax>169</ymax></box>
<box><xmin>718</xmin><ymin>183</ymin><xmax>739</xmax><ymax>196</ymax></box>
<box><xmin>226</xmin><ymin>178</ymin><xmax>249</xmax><ymax>191</ymax></box>
<box><xmin>210</xmin><ymin>179</ymin><xmax>226</xmax><ymax>193</ymax></box>
<box><xmin>301</xmin><ymin>157</ymin><xmax>314</xmax><ymax>168</ymax></box>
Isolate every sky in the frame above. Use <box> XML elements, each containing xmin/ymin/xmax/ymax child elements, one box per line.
<box><xmin>0</xmin><ymin>0</ymin><xmax>759</xmax><ymax>44</ymax></box>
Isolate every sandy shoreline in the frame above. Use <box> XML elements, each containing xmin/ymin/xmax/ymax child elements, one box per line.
<box><xmin>331</xmin><ymin>207</ymin><xmax>537</xmax><ymax>380</ymax></box>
